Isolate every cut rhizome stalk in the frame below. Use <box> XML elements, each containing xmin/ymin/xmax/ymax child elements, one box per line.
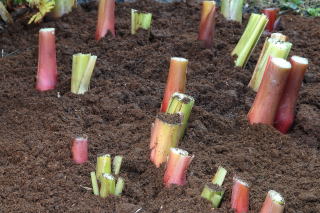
<box><xmin>231</xmin><ymin>177</ymin><xmax>250</xmax><ymax>213</ymax></box>
<box><xmin>262</xmin><ymin>8</ymin><xmax>280</xmax><ymax>32</ymax></box>
<box><xmin>114</xmin><ymin>177</ymin><xmax>125</xmax><ymax>196</ymax></box>
<box><xmin>0</xmin><ymin>2</ymin><xmax>13</xmax><ymax>24</ymax></box>
<box><xmin>198</xmin><ymin>1</ymin><xmax>216</xmax><ymax>48</ymax></box>
<box><xmin>231</xmin><ymin>13</ymin><xmax>268</xmax><ymax>67</ymax></box>
<box><xmin>274</xmin><ymin>56</ymin><xmax>308</xmax><ymax>133</ymax></box>
<box><xmin>113</xmin><ymin>155</ymin><xmax>123</xmax><ymax>176</ymax></box>
<box><xmin>71</xmin><ymin>136</ymin><xmax>88</xmax><ymax>164</ymax></box>
<box><xmin>221</xmin><ymin>0</ymin><xmax>244</xmax><ymax>23</ymax></box>
<box><xmin>100</xmin><ymin>173</ymin><xmax>116</xmax><ymax>198</ymax></box>
<box><xmin>71</xmin><ymin>53</ymin><xmax>97</xmax><ymax>94</ymax></box>
<box><xmin>36</xmin><ymin>28</ymin><xmax>57</xmax><ymax>91</ymax></box>
<box><xmin>49</xmin><ymin>0</ymin><xmax>76</xmax><ymax>19</ymax></box>
<box><xmin>90</xmin><ymin>171</ymin><xmax>100</xmax><ymax>196</ymax></box>
<box><xmin>248</xmin><ymin>33</ymin><xmax>292</xmax><ymax>92</ymax></box>
<box><xmin>201</xmin><ymin>166</ymin><xmax>227</xmax><ymax>208</ymax></box>
<box><xmin>166</xmin><ymin>92</ymin><xmax>195</xmax><ymax>140</ymax></box>
<box><xmin>95</xmin><ymin>0</ymin><xmax>115</xmax><ymax>41</ymax></box>
<box><xmin>260</xmin><ymin>190</ymin><xmax>285</xmax><ymax>213</ymax></box>
<box><xmin>160</xmin><ymin>57</ymin><xmax>188</xmax><ymax>112</ymax></box>
<box><xmin>131</xmin><ymin>9</ymin><xmax>152</xmax><ymax>35</ymax></box>
<box><xmin>150</xmin><ymin>113</ymin><xmax>182</xmax><ymax>168</ymax></box>
<box><xmin>96</xmin><ymin>154</ymin><xmax>112</xmax><ymax>180</ymax></box>
<box><xmin>163</xmin><ymin>148</ymin><xmax>194</xmax><ymax>187</ymax></box>
<box><xmin>248</xmin><ymin>57</ymin><xmax>292</xmax><ymax>125</ymax></box>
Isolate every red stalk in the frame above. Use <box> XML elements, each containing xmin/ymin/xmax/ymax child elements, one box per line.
<box><xmin>160</xmin><ymin>57</ymin><xmax>188</xmax><ymax>112</ymax></box>
<box><xmin>231</xmin><ymin>177</ymin><xmax>249</xmax><ymax>213</ymax></box>
<box><xmin>163</xmin><ymin>148</ymin><xmax>194</xmax><ymax>187</ymax></box>
<box><xmin>262</xmin><ymin>8</ymin><xmax>279</xmax><ymax>32</ymax></box>
<box><xmin>198</xmin><ymin>1</ymin><xmax>216</xmax><ymax>48</ymax></box>
<box><xmin>274</xmin><ymin>56</ymin><xmax>308</xmax><ymax>133</ymax></box>
<box><xmin>95</xmin><ymin>0</ymin><xmax>115</xmax><ymax>41</ymax></box>
<box><xmin>260</xmin><ymin>190</ymin><xmax>285</xmax><ymax>213</ymax></box>
<box><xmin>36</xmin><ymin>28</ymin><xmax>57</xmax><ymax>91</ymax></box>
<box><xmin>248</xmin><ymin>57</ymin><xmax>291</xmax><ymax>125</ymax></box>
<box><xmin>71</xmin><ymin>137</ymin><xmax>88</xmax><ymax>164</ymax></box>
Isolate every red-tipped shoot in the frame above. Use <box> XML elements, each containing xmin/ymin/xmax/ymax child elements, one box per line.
<box><xmin>71</xmin><ymin>136</ymin><xmax>88</xmax><ymax>164</ymax></box>
<box><xmin>260</xmin><ymin>190</ymin><xmax>285</xmax><ymax>213</ymax></box>
<box><xmin>274</xmin><ymin>56</ymin><xmax>308</xmax><ymax>133</ymax></box>
<box><xmin>160</xmin><ymin>57</ymin><xmax>188</xmax><ymax>112</ymax></box>
<box><xmin>262</xmin><ymin>8</ymin><xmax>280</xmax><ymax>32</ymax></box>
<box><xmin>248</xmin><ymin>57</ymin><xmax>292</xmax><ymax>125</ymax></box>
<box><xmin>163</xmin><ymin>148</ymin><xmax>194</xmax><ymax>187</ymax></box>
<box><xmin>198</xmin><ymin>1</ymin><xmax>216</xmax><ymax>48</ymax></box>
<box><xmin>36</xmin><ymin>28</ymin><xmax>57</xmax><ymax>91</ymax></box>
<box><xmin>95</xmin><ymin>0</ymin><xmax>115</xmax><ymax>41</ymax></box>
<box><xmin>231</xmin><ymin>177</ymin><xmax>250</xmax><ymax>213</ymax></box>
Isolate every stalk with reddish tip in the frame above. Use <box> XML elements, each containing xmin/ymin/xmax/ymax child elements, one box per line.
<box><xmin>262</xmin><ymin>8</ymin><xmax>279</xmax><ymax>32</ymax></box>
<box><xmin>274</xmin><ymin>56</ymin><xmax>308</xmax><ymax>133</ymax></box>
<box><xmin>36</xmin><ymin>28</ymin><xmax>57</xmax><ymax>91</ymax></box>
<box><xmin>163</xmin><ymin>148</ymin><xmax>194</xmax><ymax>187</ymax></box>
<box><xmin>160</xmin><ymin>57</ymin><xmax>188</xmax><ymax>112</ymax></box>
<box><xmin>231</xmin><ymin>177</ymin><xmax>250</xmax><ymax>213</ymax></box>
<box><xmin>71</xmin><ymin>136</ymin><xmax>88</xmax><ymax>164</ymax></box>
<box><xmin>248</xmin><ymin>57</ymin><xmax>292</xmax><ymax>125</ymax></box>
<box><xmin>150</xmin><ymin>113</ymin><xmax>182</xmax><ymax>168</ymax></box>
<box><xmin>198</xmin><ymin>1</ymin><xmax>216</xmax><ymax>48</ymax></box>
<box><xmin>95</xmin><ymin>0</ymin><xmax>115</xmax><ymax>41</ymax></box>
<box><xmin>260</xmin><ymin>190</ymin><xmax>285</xmax><ymax>213</ymax></box>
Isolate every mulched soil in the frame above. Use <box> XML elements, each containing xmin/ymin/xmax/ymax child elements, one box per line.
<box><xmin>0</xmin><ymin>1</ymin><xmax>319</xmax><ymax>212</ymax></box>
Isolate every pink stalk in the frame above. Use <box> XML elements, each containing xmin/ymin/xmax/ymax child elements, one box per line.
<box><xmin>36</xmin><ymin>28</ymin><xmax>57</xmax><ymax>91</ymax></box>
<box><xmin>260</xmin><ymin>190</ymin><xmax>285</xmax><ymax>213</ymax></box>
<box><xmin>262</xmin><ymin>8</ymin><xmax>279</xmax><ymax>32</ymax></box>
<box><xmin>198</xmin><ymin>1</ymin><xmax>216</xmax><ymax>48</ymax></box>
<box><xmin>231</xmin><ymin>177</ymin><xmax>250</xmax><ymax>213</ymax></box>
<box><xmin>163</xmin><ymin>148</ymin><xmax>194</xmax><ymax>187</ymax></box>
<box><xmin>274</xmin><ymin>56</ymin><xmax>308</xmax><ymax>133</ymax></box>
<box><xmin>71</xmin><ymin>137</ymin><xmax>88</xmax><ymax>164</ymax></box>
<box><xmin>248</xmin><ymin>57</ymin><xmax>291</xmax><ymax>125</ymax></box>
<box><xmin>95</xmin><ymin>0</ymin><xmax>115</xmax><ymax>41</ymax></box>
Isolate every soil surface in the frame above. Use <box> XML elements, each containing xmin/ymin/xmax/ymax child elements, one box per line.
<box><xmin>0</xmin><ymin>1</ymin><xmax>320</xmax><ymax>212</ymax></box>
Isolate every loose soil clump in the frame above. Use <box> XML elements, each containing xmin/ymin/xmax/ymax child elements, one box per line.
<box><xmin>0</xmin><ymin>1</ymin><xmax>319</xmax><ymax>212</ymax></box>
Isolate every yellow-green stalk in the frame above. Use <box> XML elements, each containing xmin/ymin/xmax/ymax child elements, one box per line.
<box><xmin>201</xmin><ymin>166</ymin><xmax>227</xmax><ymax>208</ymax></box>
<box><xmin>113</xmin><ymin>155</ymin><xmax>123</xmax><ymax>176</ymax></box>
<box><xmin>166</xmin><ymin>92</ymin><xmax>195</xmax><ymax>140</ymax></box>
<box><xmin>100</xmin><ymin>173</ymin><xmax>116</xmax><ymax>198</ymax></box>
<box><xmin>90</xmin><ymin>171</ymin><xmax>99</xmax><ymax>196</ymax></box>
<box><xmin>0</xmin><ymin>2</ymin><xmax>13</xmax><ymax>24</ymax></box>
<box><xmin>131</xmin><ymin>9</ymin><xmax>152</xmax><ymax>35</ymax></box>
<box><xmin>96</xmin><ymin>154</ymin><xmax>112</xmax><ymax>180</ymax></box>
<box><xmin>71</xmin><ymin>53</ymin><xmax>97</xmax><ymax>94</ymax></box>
<box><xmin>221</xmin><ymin>0</ymin><xmax>244</xmax><ymax>23</ymax></box>
<box><xmin>114</xmin><ymin>177</ymin><xmax>125</xmax><ymax>196</ymax></box>
<box><xmin>248</xmin><ymin>33</ymin><xmax>292</xmax><ymax>92</ymax></box>
<box><xmin>50</xmin><ymin>0</ymin><xmax>76</xmax><ymax>18</ymax></box>
<box><xmin>231</xmin><ymin>13</ymin><xmax>268</xmax><ymax>67</ymax></box>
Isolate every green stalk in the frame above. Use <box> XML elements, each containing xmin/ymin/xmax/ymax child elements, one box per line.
<box><xmin>90</xmin><ymin>171</ymin><xmax>99</xmax><ymax>196</ymax></box>
<box><xmin>201</xmin><ymin>166</ymin><xmax>227</xmax><ymax>208</ymax></box>
<box><xmin>212</xmin><ymin>166</ymin><xmax>227</xmax><ymax>186</ymax></box>
<box><xmin>50</xmin><ymin>0</ymin><xmax>76</xmax><ymax>18</ymax></box>
<box><xmin>231</xmin><ymin>13</ymin><xmax>268</xmax><ymax>67</ymax></box>
<box><xmin>96</xmin><ymin>154</ymin><xmax>112</xmax><ymax>180</ymax></box>
<box><xmin>100</xmin><ymin>173</ymin><xmax>116</xmax><ymax>198</ymax></box>
<box><xmin>248</xmin><ymin>33</ymin><xmax>292</xmax><ymax>92</ymax></box>
<box><xmin>131</xmin><ymin>9</ymin><xmax>152</xmax><ymax>35</ymax></box>
<box><xmin>221</xmin><ymin>0</ymin><xmax>244</xmax><ymax>23</ymax></box>
<box><xmin>71</xmin><ymin>53</ymin><xmax>97</xmax><ymax>95</ymax></box>
<box><xmin>166</xmin><ymin>92</ymin><xmax>194</xmax><ymax>140</ymax></box>
<box><xmin>113</xmin><ymin>155</ymin><xmax>123</xmax><ymax>176</ymax></box>
<box><xmin>114</xmin><ymin>177</ymin><xmax>125</xmax><ymax>196</ymax></box>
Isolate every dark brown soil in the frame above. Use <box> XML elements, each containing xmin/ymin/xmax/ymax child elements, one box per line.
<box><xmin>0</xmin><ymin>1</ymin><xmax>320</xmax><ymax>212</ymax></box>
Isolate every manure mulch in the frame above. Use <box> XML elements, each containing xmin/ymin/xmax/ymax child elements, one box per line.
<box><xmin>0</xmin><ymin>1</ymin><xmax>319</xmax><ymax>212</ymax></box>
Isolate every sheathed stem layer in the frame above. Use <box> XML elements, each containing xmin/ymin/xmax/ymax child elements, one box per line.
<box><xmin>260</xmin><ymin>190</ymin><xmax>285</xmax><ymax>213</ymax></box>
<box><xmin>96</xmin><ymin>0</ymin><xmax>115</xmax><ymax>40</ymax></box>
<box><xmin>71</xmin><ymin>136</ymin><xmax>88</xmax><ymax>164</ymax></box>
<box><xmin>198</xmin><ymin>1</ymin><xmax>216</xmax><ymax>48</ymax></box>
<box><xmin>231</xmin><ymin>177</ymin><xmax>250</xmax><ymax>213</ymax></box>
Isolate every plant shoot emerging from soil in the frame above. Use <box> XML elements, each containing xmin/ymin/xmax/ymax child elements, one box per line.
<box><xmin>198</xmin><ymin>1</ymin><xmax>216</xmax><ymax>48</ymax></box>
<box><xmin>231</xmin><ymin>177</ymin><xmax>250</xmax><ymax>213</ymax></box>
<box><xmin>49</xmin><ymin>0</ymin><xmax>76</xmax><ymax>18</ymax></box>
<box><xmin>260</xmin><ymin>190</ymin><xmax>285</xmax><ymax>213</ymax></box>
<box><xmin>131</xmin><ymin>9</ymin><xmax>152</xmax><ymax>35</ymax></box>
<box><xmin>262</xmin><ymin>8</ymin><xmax>280</xmax><ymax>32</ymax></box>
<box><xmin>95</xmin><ymin>0</ymin><xmax>115</xmax><ymax>40</ymax></box>
<box><xmin>71</xmin><ymin>136</ymin><xmax>88</xmax><ymax>164</ymax></box>
<box><xmin>221</xmin><ymin>0</ymin><xmax>244</xmax><ymax>23</ymax></box>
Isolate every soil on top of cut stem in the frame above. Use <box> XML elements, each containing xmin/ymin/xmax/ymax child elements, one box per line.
<box><xmin>0</xmin><ymin>0</ymin><xmax>320</xmax><ymax>212</ymax></box>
